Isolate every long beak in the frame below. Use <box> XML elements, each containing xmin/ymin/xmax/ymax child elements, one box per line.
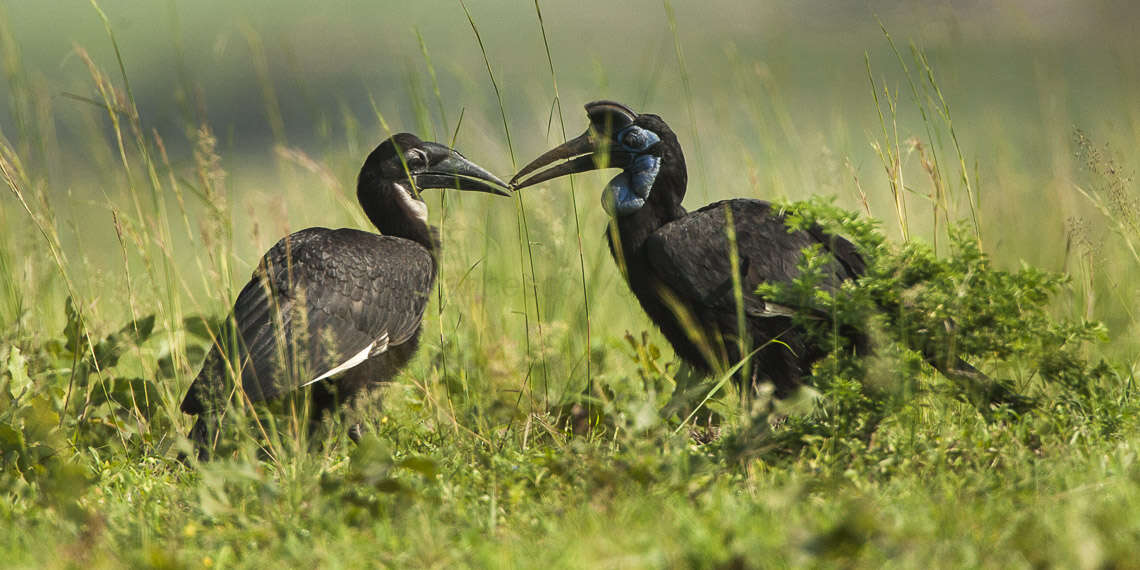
<box><xmin>510</xmin><ymin>131</ymin><xmax>634</xmax><ymax>190</ymax></box>
<box><xmin>414</xmin><ymin>141</ymin><xmax>511</xmax><ymax>196</ymax></box>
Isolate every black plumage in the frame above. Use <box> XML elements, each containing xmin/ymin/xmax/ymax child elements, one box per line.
<box><xmin>181</xmin><ymin>133</ymin><xmax>508</xmax><ymax>458</ymax></box>
<box><xmin>512</xmin><ymin>101</ymin><xmax>995</xmax><ymax>399</ymax></box>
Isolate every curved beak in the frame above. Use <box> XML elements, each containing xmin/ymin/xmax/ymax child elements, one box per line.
<box><xmin>509</xmin><ymin>131</ymin><xmax>635</xmax><ymax>190</ymax></box>
<box><xmin>414</xmin><ymin>141</ymin><xmax>510</xmax><ymax>196</ymax></box>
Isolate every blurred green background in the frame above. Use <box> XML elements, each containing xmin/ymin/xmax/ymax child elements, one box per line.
<box><xmin>2</xmin><ymin>0</ymin><xmax>1138</xmax><ymax>376</ymax></box>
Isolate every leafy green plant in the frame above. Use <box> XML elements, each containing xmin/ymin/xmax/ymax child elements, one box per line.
<box><xmin>747</xmin><ymin>198</ymin><xmax>1111</xmax><ymax>446</ymax></box>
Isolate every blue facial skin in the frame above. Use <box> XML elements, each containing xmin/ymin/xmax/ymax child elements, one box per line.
<box><xmin>600</xmin><ymin>126</ymin><xmax>661</xmax><ymax>217</ymax></box>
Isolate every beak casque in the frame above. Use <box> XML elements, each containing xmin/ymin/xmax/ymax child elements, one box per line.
<box><xmin>510</xmin><ymin>100</ymin><xmax>640</xmax><ymax>190</ymax></box>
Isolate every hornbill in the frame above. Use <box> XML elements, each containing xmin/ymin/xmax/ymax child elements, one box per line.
<box><xmin>511</xmin><ymin>101</ymin><xmax>1009</xmax><ymax>405</ymax></box>
<box><xmin>181</xmin><ymin>133</ymin><xmax>508</xmax><ymax>459</ymax></box>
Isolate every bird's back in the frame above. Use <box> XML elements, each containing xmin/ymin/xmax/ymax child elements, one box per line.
<box><xmin>646</xmin><ymin>199</ymin><xmax>862</xmax><ymax>312</ymax></box>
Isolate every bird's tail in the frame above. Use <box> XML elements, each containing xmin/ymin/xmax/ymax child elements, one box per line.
<box><xmin>924</xmin><ymin>352</ymin><xmax>1031</xmax><ymax>412</ymax></box>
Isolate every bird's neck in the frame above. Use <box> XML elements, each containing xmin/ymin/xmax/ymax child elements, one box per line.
<box><xmin>606</xmin><ymin>200</ymin><xmax>685</xmax><ymax>270</ymax></box>
<box><xmin>358</xmin><ymin>182</ymin><xmax>439</xmax><ymax>251</ymax></box>
<box><xmin>609</xmin><ymin>146</ymin><xmax>687</xmax><ymax>255</ymax></box>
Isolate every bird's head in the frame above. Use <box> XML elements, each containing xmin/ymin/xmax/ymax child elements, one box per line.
<box><xmin>357</xmin><ymin>133</ymin><xmax>508</xmax><ymax>247</ymax></box>
<box><xmin>359</xmin><ymin>133</ymin><xmax>509</xmax><ymax>219</ymax></box>
<box><xmin>510</xmin><ymin>101</ymin><xmax>685</xmax><ymax>217</ymax></box>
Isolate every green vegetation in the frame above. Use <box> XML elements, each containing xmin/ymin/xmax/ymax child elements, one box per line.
<box><xmin>2</xmin><ymin>1</ymin><xmax>1139</xmax><ymax>567</ymax></box>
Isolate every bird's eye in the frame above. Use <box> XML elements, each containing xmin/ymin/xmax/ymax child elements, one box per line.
<box><xmin>405</xmin><ymin>150</ymin><xmax>428</xmax><ymax>170</ymax></box>
<box><xmin>622</xmin><ymin>128</ymin><xmax>649</xmax><ymax>151</ymax></box>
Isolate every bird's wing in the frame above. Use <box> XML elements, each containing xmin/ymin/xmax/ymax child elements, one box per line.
<box><xmin>644</xmin><ymin>199</ymin><xmax>863</xmax><ymax>320</ymax></box>
<box><xmin>181</xmin><ymin>228</ymin><xmax>435</xmax><ymax>413</ymax></box>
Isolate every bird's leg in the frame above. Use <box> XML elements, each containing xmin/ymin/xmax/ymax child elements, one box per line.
<box><xmin>184</xmin><ymin>413</ymin><xmax>220</xmax><ymax>463</ymax></box>
<box><xmin>306</xmin><ymin>381</ymin><xmax>373</xmax><ymax>444</ymax></box>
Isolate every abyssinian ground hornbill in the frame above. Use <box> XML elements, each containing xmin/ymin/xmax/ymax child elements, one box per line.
<box><xmin>181</xmin><ymin>134</ymin><xmax>508</xmax><ymax>459</ymax></box>
<box><xmin>511</xmin><ymin>100</ymin><xmax>1011</xmax><ymax>405</ymax></box>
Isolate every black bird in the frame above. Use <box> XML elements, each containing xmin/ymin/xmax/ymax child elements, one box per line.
<box><xmin>182</xmin><ymin>133</ymin><xmax>508</xmax><ymax>459</ymax></box>
<box><xmin>511</xmin><ymin>101</ymin><xmax>1000</xmax><ymax>402</ymax></box>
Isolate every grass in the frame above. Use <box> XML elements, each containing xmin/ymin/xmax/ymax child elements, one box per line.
<box><xmin>2</xmin><ymin>1</ymin><xmax>1140</xmax><ymax>567</ymax></box>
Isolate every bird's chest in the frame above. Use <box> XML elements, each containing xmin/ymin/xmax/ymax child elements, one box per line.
<box><xmin>615</xmin><ymin>250</ymin><xmax>713</xmax><ymax>368</ymax></box>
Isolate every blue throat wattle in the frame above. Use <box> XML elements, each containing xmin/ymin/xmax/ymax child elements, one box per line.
<box><xmin>601</xmin><ymin>126</ymin><xmax>662</xmax><ymax>217</ymax></box>
<box><xmin>601</xmin><ymin>155</ymin><xmax>660</xmax><ymax>216</ymax></box>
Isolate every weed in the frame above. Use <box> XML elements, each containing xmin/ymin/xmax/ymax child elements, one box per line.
<box><xmin>0</xmin><ymin>2</ymin><xmax>1138</xmax><ymax>567</ymax></box>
